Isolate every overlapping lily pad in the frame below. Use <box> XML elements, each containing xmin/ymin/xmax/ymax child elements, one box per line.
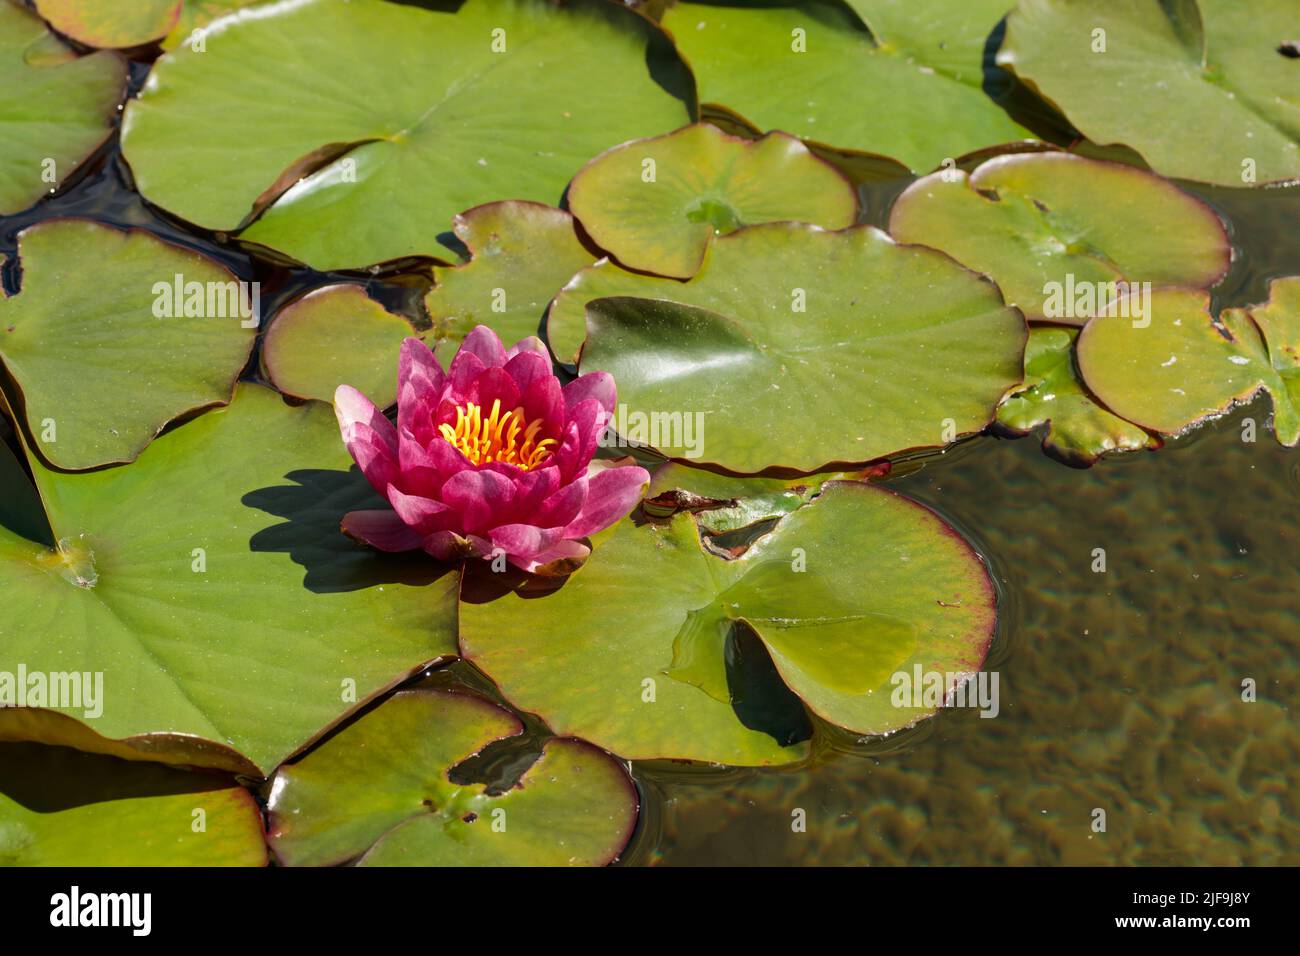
<box><xmin>559</xmin><ymin>223</ymin><xmax>1025</xmax><ymax>474</ymax></box>
<box><xmin>34</xmin><ymin>0</ymin><xmax>181</xmax><ymax>48</ymax></box>
<box><xmin>660</xmin><ymin>0</ymin><xmax>1035</xmax><ymax>173</ymax></box>
<box><xmin>568</xmin><ymin>123</ymin><xmax>858</xmax><ymax>279</ymax></box>
<box><xmin>1077</xmin><ymin>284</ymin><xmax>1300</xmax><ymax>444</ymax></box>
<box><xmin>0</xmin><ymin>384</ymin><xmax>459</xmax><ymax>775</ymax></box>
<box><xmin>0</xmin><ymin>742</ymin><xmax>266</xmax><ymax>866</ymax></box>
<box><xmin>461</xmin><ymin>480</ymin><xmax>997</xmax><ymax>765</ymax></box>
<box><xmin>263</xmin><ymin>284</ymin><xmax>418</xmax><ymax>407</ymax></box>
<box><xmin>644</xmin><ymin>463</ymin><xmax>866</xmax><ymax>534</ymax></box>
<box><xmin>0</xmin><ymin>219</ymin><xmax>256</xmax><ymax>469</ymax></box>
<box><xmin>162</xmin><ymin>1</ymin><xmax>270</xmax><ymax>50</ymax></box>
<box><xmin>0</xmin><ymin>2</ymin><xmax>126</xmax><ymax>215</ymax></box>
<box><xmin>844</xmin><ymin>0</ymin><xmax>1016</xmax><ymax>85</ymax></box>
<box><xmin>267</xmin><ymin>689</ymin><xmax>637</xmax><ymax>867</ymax></box>
<box><xmin>996</xmin><ymin>326</ymin><xmax>1158</xmax><ymax>465</ymax></box>
<box><xmin>998</xmin><ymin>0</ymin><xmax>1300</xmax><ymax>186</ymax></box>
<box><xmin>120</xmin><ymin>0</ymin><xmax>694</xmax><ymax>270</ymax></box>
<box><xmin>424</xmin><ymin>202</ymin><xmax>595</xmax><ymax>352</ymax></box>
<box><xmin>889</xmin><ymin>152</ymin><xmax>1231</xmax><ymax>322</ymax></box>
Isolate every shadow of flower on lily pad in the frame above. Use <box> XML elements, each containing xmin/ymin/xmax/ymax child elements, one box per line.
<box><xmin>242</xmin><ymin>467</ymin><xmax>453</xmax><ymax>594</ymax></box>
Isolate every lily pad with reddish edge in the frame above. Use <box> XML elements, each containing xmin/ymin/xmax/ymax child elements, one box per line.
<box><xmin>424</xmin><ymin>202</ymin><xmax>596</xmax><ymax>353</ymax></box>
<box><xmin>33</xmin><ymin>0</ymin><xmax>181</xmax><ymax>49</ymax></box>
<box><xmin>266</xmin><ymin>689</ymin><xmax>638</xmax><ymax>867</ymax></box>
<box><xmin>997</xmin><ymin>0</ymin><xmax>1300</xmax><ymax>186</ymax></box>
<box><xmin>0</xmin><ymin>219</ymin><xmax>256</xmax><ymax>470</ymax></box>
<box><xmin>996</xmin><ymin>325</ymin><xmax>1159</xmax><ymax>467</ymax></box>
<box><xmin>0</xmin><ymin>2</ymin><xmax>126</xmax><ymax>215</ymax></box>
<box><xmin>568</xmin><ymin>123</ymin><xmax>858</xmax><ymax>280</ymax></box>
<box><xmin>0</xmin><ymin>742</ymin><xmax>266</xmax><ymax>866</ymax></box>
<box><xmin>120</xmin><ymin>0</ymin><xmax>694</xmax><ymax>271</ymax></box>
<box><xmin>0</xmin><ymin>383</ymin><xmax>459</xmax><ymax>776</ymax></box>
<box><xmin>263</xmin><ymin>284</ymin><xmax>420</xmax><ymax>407</ymax></box>
<box><xmin>563</xmin><ymin>224</ymin><xmax>1025</xmax><ymax>475</ymax></box>
<box><xmin>660</xmin><ymin>0</ymin><xmax>1036</xmax><ymax>174</ymax></box>
<box><xmin>1077</xmin><ymin>283</ymin><xmax>1300</xmax><ymax>446</ymax></box>
<box><xmin>889</xmin><ymin>152</ymin><xmax>1231</xmax><ymax>323</ymax></box>
<box><xmin>461</xmin><ymin>480</ymin><xmax>997</xmax><ymax>765</ymax></box>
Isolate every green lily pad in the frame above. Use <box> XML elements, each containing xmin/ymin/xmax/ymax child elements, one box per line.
<box><xmin>34</xmin><ymin>0</ymin><xmax>181</xmax><ymax>48</ymax></box>
<box><xmin>0</xmin><ymin>383</ymin><xmax>459</xmax><ymax>775</ymax></box>
<box><xmin>644</xmin><ymin>463</ymin><xmax>866</xmax><ymax>534</ymax></box>
<box><xmin>843</xmin><ymin>0</ymin><xmax>1016</xmax><ymax>85</ymax></box>
<box><xmin>1246</xmin><ymin>276</ymin><xmax>1300</xmax><ymax>362</ymax></box>
<box><xmin>0</xmin><ymin>220</ymin><xmax>256</xmax><ymax>469</ymax></box>
<box><xmin>267</xmin><ymin>689</ymin><xmax>638</xmax><ymax>867</ymax></box>
<box><xmin>1077</xmin><ymin>285</ymin><xmax>1300</xmax><ymax>445</ymax></box>
<box><xmin>568</xmin><ymin>123</ymin><xmax>858</xmax><ymax>279</ymax></box>
<box><xmin>461</xmin><ymin>480</ymin><xmax>997</xmax><ymax>764</ymax></box>
<box><xmin>0</xmin><ymin>2</ymin><xmax>126</xmax><ymax>215</ymax></box>
<box><xmin>120</xmin><ymin>0</ymin><xmax>693</xmax><ymax>271</ymax></box>
<box><xmin>161</xmin><ymin>1</ymin><xmax>270</xmax><ymax>51</ymax></box>
<box><xmin>998</xmin><ymin>0</ymin><xmax>1300</xmax><ymax>186</ymax></box>
<box><xmin>660</xmin><ymin>0</ymin><xmax>1035</xmax><ymax>173</ymax></box>
<box><xmin>424</xmin><ymin>202</ymin><xmax>595</xmax><ymax>352</ymax></box>
<box><xmin>0</xmin><ymin>742</ymin><xmax>266</xmax><ymax>866</ymax></box>
<box><xmin>996</xmin><ymin>325</ymin><xmax>1159</xmax><ymax>466</ymax></box>
<box><xmin>889</xmin><ymin>152</ymin><xmax>1231</xmax><ymax>322</ymax></box>
<box><xmin>262</xmin><ymin>284</ymin><xmax>419</xmax><ymax>407</ymax></box>
<box><xmin>565</xmin><ymin>225</ymin><xmax>1025</xmax><ymax>474</ymax></box>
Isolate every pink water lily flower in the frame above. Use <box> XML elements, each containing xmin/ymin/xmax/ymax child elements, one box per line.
<box><xmin>333</xmin><ymin>326</ymin><xmax>649</xmax><ymax>574</ymax></box>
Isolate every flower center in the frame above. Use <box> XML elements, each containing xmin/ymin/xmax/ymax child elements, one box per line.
<box><xmin>438</xmin><ymin>399</ymin><xmax>556</xmax><ymax>470</ymax></box>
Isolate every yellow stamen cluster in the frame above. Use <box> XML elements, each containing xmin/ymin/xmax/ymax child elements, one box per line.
<box><xmin>438</xmin><ymin>400</ymin><xmax>556</xmax><ymax>470</ymax></box>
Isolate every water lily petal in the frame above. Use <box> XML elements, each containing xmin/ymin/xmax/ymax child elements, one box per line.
<box><xmin>448</xmin><ymin>349</ymin><xmax>487</xmax><ymax>398</ymax></box>
<box><xmin>521</xmin><ymin>373</ymin><xmax>565</xmax><ymax>438</ymax></box>
<box><xmin>515</xmin><ymin>538</ymin><xmax>591</xmax><ymax>574</ymax></box>
<box><xmin>563</xmin><ymin>371</ymin><xmax>616</xmax><ymax>418</ymax></box>
<box><xmin>340</xmin><ymin>510</ymin><xmax>423</xmax><ymax>552</ymax></box>
<box><xmin>387</xmin><ymin>484</ymin><xmax>458</xmax><ymax>537</ymax></box>
<box><xmin>552</xmin><ymin>398</ymin><xmax>603</xmax><ymax>483</ymax></box>
<box><xmin>535</xmin><ymin>476</ymin><xmax>588</xmax><ymax>528</ymax></box>
<box><xmin>440</xmin><ymin>468</ymin><xmax>517</xmax><ymax>534</ymax></box>
<box><xmin>481</xmin><ymin>459</ymin><xmax>524</xmax><ymax>484</ymax></box>
<box><xmin>397</xmin><ymin>338</ymin><xmax>446</xmax><ymax>443</ymax></box>
<box><xmin>397</xmin><ymin>425</ymin><xmax>472</xmax><ymax>496</ymax></box>
<box><xmin>506</xmin><ymin>335</ymin><xmax>549</xmax><ymax>360</ymax></box>
<box><xmin>334</xmin><ymin>385</ymin><xmax>399</xmax><ymax>494</ymax></box>
<box><xmin>465</xmin><ymin>365</ymin><xmax>521</xmax><ymax>413</ymax></box>
<box><xmin>459</xmin><ymin>325</ymin><xmax>508</xmax><ymax>367</ymax></box>
<box><xmin>503</xmin><ymin>349</ymin><xmax>553</xmax><ymax>394</ymax></box>
<box><xmin>565</xmin><ymin>464</ymin><xmax>649</xmax><ymax>538</ymax></box>
<box><xmin>423</xmin><ymin>530</ymin><xmax>492</xmax><ymax>562</ymax></box>
<box><xmin>511</xmin><ymin>464</ymin><xmax>561</xmax><ymax>518</ymax></box>
<box><xmin>489</xmin><ymin>523</ymin><xmax>564</xmax><ymax>564</ymax></box>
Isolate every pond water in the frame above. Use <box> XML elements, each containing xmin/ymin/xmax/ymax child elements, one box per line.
<box><xmin>3</xmin><ymin>78</ymin><xmax>1297</xmax><ymax>867</ymax></box>
<box><xmin>630</xmin><ymin>181</ymin><xmax>1300</xmax><ymax>866</ymax></box>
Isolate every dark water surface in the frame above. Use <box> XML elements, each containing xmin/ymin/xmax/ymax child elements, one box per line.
<box><xmin>4</xmin><ymin>70</ymin><xmax>1298</xmax><ymax>867</ymax></box>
